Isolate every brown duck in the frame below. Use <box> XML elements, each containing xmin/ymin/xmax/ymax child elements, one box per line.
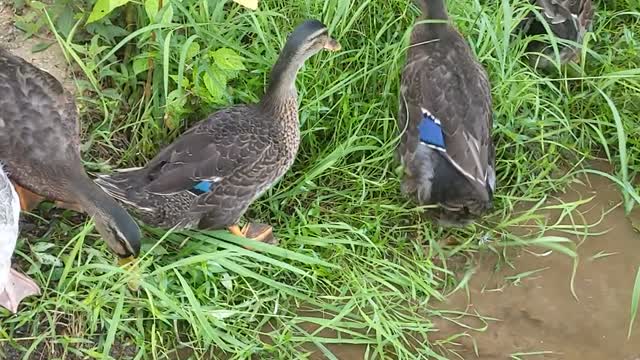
<box><xmin>397</xmin><ymin>0</ymin><xmax>496</xmax><ymax>227</ymax></box>
<box><xmin>0</xmin><ymin>48</ymin><xmax>142</xmax><ymax>260</ymax></box>
<box><xmin>94</xmin><ymin>20</ymin><xmax>341</xmax><ymax>244</ymax></box>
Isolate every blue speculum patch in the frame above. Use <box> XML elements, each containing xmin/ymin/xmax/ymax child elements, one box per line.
<box><xmin>191</xmin><ymin>180</ymin><xmax>214</xmax><ymax>195</ymax></box>
<box><xmin>418</xmin><ymin>110</ymin><xmax>446</xmax><ymax>151</ymax></box>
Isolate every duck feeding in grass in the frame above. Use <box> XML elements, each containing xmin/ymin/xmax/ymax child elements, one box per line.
<box><xmin>0</xmin><ymin>164</ymin><xmax>40</xmax><ymax>314</ymax></box>
<box><xmin>95</xmin><ymin>19</ymin><xmax>341</xmax><ymax>245</ymax></box>
<box><xmin>397</xmin><ymin>0</ymin><xmax>496</xmax><ymax>227</ymax></box>
<box><xmin>0</xmin><ymin>48</ymin><xmax>142</xmax><ymax>265</ymax></box>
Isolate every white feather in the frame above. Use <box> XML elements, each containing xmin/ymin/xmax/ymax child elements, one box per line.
<box><xmin>0</xmin><ymin>164</ymin><xmax>20</xmax><ymax>293</ymax></box>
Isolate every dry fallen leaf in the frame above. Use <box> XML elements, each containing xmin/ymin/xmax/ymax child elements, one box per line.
<box><xmin>232</xmin><ymin>0</ymin><xmax>258</xmax><ymax>10</ymax></box>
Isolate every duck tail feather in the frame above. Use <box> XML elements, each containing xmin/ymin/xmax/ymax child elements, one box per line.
<box><xmin>94</xmin><ymin>178</ymin><xmax>150</xmax><ymax>210</ymax></box>
<box><xmin>94</xmin><ymin>177</ymin><xmax>128</xmax><ymax>199</ymax></box>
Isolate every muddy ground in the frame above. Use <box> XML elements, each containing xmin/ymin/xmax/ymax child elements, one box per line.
<box><xmin>296</xmin><ymin>170</ymin><xmax>640</xmax><ymax>360</ymax></box>
<box><xmin>428</xmin><ymin>172</ymin><xmax>640</xmax><ymax>359</ymax></box>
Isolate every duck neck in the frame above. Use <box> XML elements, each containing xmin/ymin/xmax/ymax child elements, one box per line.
<box><xmin>260</xmin><ymin>46</ymin><xmax>308</xmax><ymax>109</ymax></box>
<box><xmin>417</xmin><ymin>0</ymin><xmax>448</xmax><ymax>21</ymax></box>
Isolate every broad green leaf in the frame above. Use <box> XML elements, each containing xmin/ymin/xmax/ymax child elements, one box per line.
<box><xmin>164</xmin><ymin>89</ymin><xmax>189</xmax><ymax>129</ymax></box>
<box><xmin>55</xmin><ymin>5</ymin><xmax>75</xmax><ymax>37</ymax></box>
<box><xmin>30</xmin><ymin>242</ymin><xmax>56</xmax><ymax>253</ymax></box>
<box><xmin>202</xmin><ymin>68</ymin><xmax>227</xmax><ymax>100</ymax></box>
<box><xmin>35</xmin><ymin>252</ymin><xmax>63</xmax><ymax>267</ymax></box>
<box><xmin>145</xmin><ymin>0</ymin><xmax>174</xmax><ymax>24</ymax></box>
<box><xmin>211</xmin><ymin>48</ymin><xmax>245</xmax><ymax>71</ymax></box>
<box><xmin>86</xmin><ymin>0</ymin><xmax>132</xmax><ymax>24</ymax></box>
<box><xmin>160</xmin><ymin>4</ymin><xmax>174</xmax><ymax>24</ymax></box>
<box><xmin>133</xmin><ymin>56</ymin><xmax>150</xmax><ymax>75</ymax></box>
<box><xmin>187</xmin><ymin>41</ymin><xmax>200</xmax><ymax>59</ymax></box>
<box><xmin>166</xmin><ymin>89</ymin><xmax>188</xmax><ymax>113</ymax></box>
<box><xmin>29</xmin><ymin>1</ymin><xmax>46</xmax><ymax>10</ymax></box>
<box><xmin>31</xmin><ymin>42</ymin><xmax>53</xmax><ymax>53</ymax></box>
<box><xmin>144</xmin><ymin>0</ymin><xmax>158</xmax><ymax>20</ymax></box>
<box><xmin>169</xmin><ymin>75</ymin><xmax>190</xmax><ymax>89</ymax></box>
<box><xmin>167</xmin><ymin>89</ymin><xmax>186</xmax><ymax>104</ymax></box>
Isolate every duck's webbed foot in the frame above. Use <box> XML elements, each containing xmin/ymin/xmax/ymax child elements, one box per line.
<box><xmin>12</xmin><ymin>183</ymin><xmax>45</xmax><ymax>211</ymax></box>
<box><xmin>228</xmin><ymin>223</ymin><xmax>279</xmax><ymax>247</ymax></box>
<box><xmin>242</xmin><ymin>223</ymin><xmax>278</xmax><ymax>245</ymax></box>
<box><xmin>0</xmin><ymin>269</ymin><xmax>41</xmax><ymax>313</ymax></box>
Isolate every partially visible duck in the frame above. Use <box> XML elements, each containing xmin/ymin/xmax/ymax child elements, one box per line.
<box><xmin>0</xmin><ymin>48</ymin><xmax>142</xmax><ymax>261</ymax></box>
<box><xmin>397</xmin><ymin>0</ymin><xmax>495</xmax><ymax>227</ymax></box>
<box><xmin>518</xmin><ymin>0</ymin><xmax>594</xmax><ymax>70</ymax></box>
<box><xmin>0</xmin><ymin>164</ymin><xmax>40</xmax><ymax>313</ymax></box>
<box><xmin>95</xmin><ymin>20</ymin><xmax>341</xmax><ymax>243</ymax></box>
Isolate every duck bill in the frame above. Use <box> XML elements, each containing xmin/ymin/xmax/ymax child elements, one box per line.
<box><xmin>323</xmin><ymin>38</ymin><xmax>341</xmax><ymax>51</ymax></box>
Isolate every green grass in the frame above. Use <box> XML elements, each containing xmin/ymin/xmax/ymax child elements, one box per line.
<box><xmin>2</xmin><ymin>0</ymin><xmax>640</xmax><ymax>358</ymax></box>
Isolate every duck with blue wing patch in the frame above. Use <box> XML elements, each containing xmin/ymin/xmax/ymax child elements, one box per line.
<box><xmin>95</xmin><ymin>20</ymin><xmax>341</xmax><ymax>246</ymax></box>
<box><xmin>397</xmin><ymin>0</ymin><xmax>496</xmax><ymax>227</ymax></box>
<box><xmin>418</xmin><ymin>109</ymin><xmax>446</xmax><ymax>151</ymax></box>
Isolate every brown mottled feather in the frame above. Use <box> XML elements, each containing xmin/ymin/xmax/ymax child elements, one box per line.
<box><xmin>0</xmin><ymin>47</ymin><xmax>141</xmax><ymax>257</ymax></box>
<box><xmin>94</xmin><ymin>20</ymin><xmax>336</xmax><ymax>231</ymax></box>
<box><xmin>397</xmin><ymin>0</ymin><xmax>495</xmax><ymax>227</ymax></box>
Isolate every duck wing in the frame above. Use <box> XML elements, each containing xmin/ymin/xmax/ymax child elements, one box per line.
<box><xmin>140</xmin><ymin>105</ymin><xmax>278</xmax><ymax>197</ymax></box>
<box><xmin>0</xmin><ymin>48</ymin><xmax>82</xmax><ymax>198</ymax></box>
<box><xmin>401</xmin><ymin>31</ymin><xmax>493</xmax><ymax>190</ymax></box>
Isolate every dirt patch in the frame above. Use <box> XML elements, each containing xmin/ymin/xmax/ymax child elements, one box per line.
<box><xmin>0</xmin><ymin>337</ymin><xmax>139</xmax><ymax>360</ymax></box>
<box><xmin>0</xmin><ymin>1</ymin><xmax>73</xmax><ymax>91</ymax></box>
<box><xmin>429</xmin><ymin>172</ymin><xmax>640</xmax><ymax>359</ymax></box>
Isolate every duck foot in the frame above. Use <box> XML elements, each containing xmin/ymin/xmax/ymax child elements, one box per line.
<box><xmin>442</xmin><ymin>235</ymin><xmax>460</xmax><ymax>246</ymax></box>
<box><xmin>228</xmin><ymin>223</ymin><xmax>279</xmax><ymax>248</ymax></box>
<box><xmin>12</xmin><ymin>183</ymin><xmax>45</xmax><ymax>212</ymax></box>
<box><xmin>0</xmin><ymin>269</ymin><xmax>41</xmax><ymax>314</ymax></box>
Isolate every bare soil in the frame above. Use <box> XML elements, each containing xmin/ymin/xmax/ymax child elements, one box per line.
<box><xmin>429</xmin><ymin>172</ymin><xmax>640</xmax><ymax>359</ymax></box>
<box><xmin>0</xmin><ymin>1</ymin><xmax>73</xmax><ymax>91</ymax></box>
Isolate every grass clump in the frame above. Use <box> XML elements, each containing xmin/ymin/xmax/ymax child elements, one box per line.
<box><xmin>1</xmin><ymin>0</ymin><xmax>639</xmax><ymax>359</ymax></box>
